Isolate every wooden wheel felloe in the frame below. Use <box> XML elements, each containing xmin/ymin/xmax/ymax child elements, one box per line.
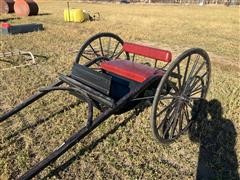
<box><xmin>151</xmin><ymin>48</ymin><xmax>211</xmax><ymax>143</ymax></box>
<box><xmin>75</xmin><ymin>32</ymin><xmax>129</xmax><ymax>68</ymax></box>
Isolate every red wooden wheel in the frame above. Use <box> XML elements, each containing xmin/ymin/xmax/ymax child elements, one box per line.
<box><xmin>14</xmin><ymin>0</ymin><xmax>38</xmax><ymax>17</ymax></box>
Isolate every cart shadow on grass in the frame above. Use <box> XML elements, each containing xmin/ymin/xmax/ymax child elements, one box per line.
<box><xmin>1</xmin><ymin>99</ymin><xmax>147</xmax><ymax>178</ymax></box>
<box><xmin>1</xmin><ymin>101</ymin><xmax>146</xmax><ymax>178</ymax></box>
<box><xmin>44</xmin><ymin>99</ymin><xmax>239</xmax><ymax>179</ymax></box>
<box><xmin>189</xmin><ymin>99</ymin><xmax>239</xmax><ymax>180</ymax></box>
<box><xmin>3</xmin><ymin>100</ymin><xmax>83</xmax><ymax>142</ymax></box>
<box><xmin>0</xmin><ymin>17</ymin><xmax>21</xmax><ymax>22</ymax></box>
<box><xmin>43</xmin><ymin>108</ymin><xmax>141</xmax><ymax>179</ymax></box>
<box><xmin>0</xmin><ymin>100</ymin><xmax>84</xmax><ymax>153</ymax></box>
<box><xmin>38</xmin><ymin>13</ymin><xmax>52</xmax><ymax>16</ymax></box>
<box><xmin>2</xmin><ymin>98</ymin><xmax>145</xmax><ymax>144</ymax></box>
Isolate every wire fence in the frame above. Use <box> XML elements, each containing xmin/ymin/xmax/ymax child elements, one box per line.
<box><xmin>148</xmin><ymin>0</ymin><xmax>240</xmax><ymax>5</ymax></box>
<box><xmin>82</xmin><ymin>0</ymin><xmax>240</xmax><ymax>5</ymax></box>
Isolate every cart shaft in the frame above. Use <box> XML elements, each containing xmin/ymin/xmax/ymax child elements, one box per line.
<box><xmin>0</xmin><ymin>80</ymin><xmax>63</xmax><ymax>123</ymax></box>
<box><xmin>19</xmin><ymin>107</ymin><xmax>113</xmax><ymax>180</ymax></box>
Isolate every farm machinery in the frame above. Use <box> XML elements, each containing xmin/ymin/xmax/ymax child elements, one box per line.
<box><xmin>0</xmin><ymin>32</ymin><xmax>211</xmax><ymax>179</ymax></box>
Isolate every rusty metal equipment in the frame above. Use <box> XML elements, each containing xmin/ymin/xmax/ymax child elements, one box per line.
<box><xmin>0</xmin><ymin>49</ymin><xmax>36</xmax><ymax>71</ymax></box>
<box><xmin>14</xmin><ymin>0</ymin><xmax>39</xmax><ymax>17</ymax></box>
<box><xmin>0</xmin><ymin>0</ymin><xmax>14</xmax><ymax>14</ymax></box>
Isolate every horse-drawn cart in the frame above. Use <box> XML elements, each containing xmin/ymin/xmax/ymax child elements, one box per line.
<box><xmin>0</xmin><ymin>32</ymin><xmax>211</xmax><ymax>179</ymax></box>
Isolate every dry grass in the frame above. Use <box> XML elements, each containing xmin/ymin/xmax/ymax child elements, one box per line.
<box><xmin>0</xmin><ymin>1</ymin><xmax>239</xmax><ymax>179</ymax></box>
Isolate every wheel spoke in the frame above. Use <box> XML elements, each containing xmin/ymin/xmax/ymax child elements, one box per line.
<box><xmin>168</xmin><ymin>81</ymin><xmax>179</xmax><ymax>95</ymax></box>
<box><xmin>185</xmin><ymin>55</ymin><xmax>200</xmax><ymax>85</ymax></box>
<box><xmin>110</xmin><ymin>41</ymin><xmax>120</xmax><ymax>58</ymax></box>
<box><xmin>182</xmin><ymin>55</ymin><xmax>191</xmax><ymax>87</ymax></box>
<box><xmin>82</xmin><ymin>49</ymin><xmax>94</xmax><ymax>56</ymax></box>
<box><xmin>183</xmin><ymin>105</ymin><xmax>190</xmax><ymax>122</ymax></box>
<box><xmin>186</xmin><ymin>101</ymin><xmax>194</xmax><ymax>109</ymax></box>
<box><xmin>159</xmin><ymin>96</ymin><xmax>177</xmax><ymax>107</ymax></box>
<box><xmin>163</xmin><ymin>107</ymin><xmax>178</xmax><ymax>138</ymax></box>
<box><xmin>159</xmin><ymin>95</ymin><xmax>176</xmax><ymax>100</ymax></box>
<box><xmin>178</xmin><ymin>107</ymin><xmax>185</xmax><ymax>132</ymax></box>
<box><xmin>156</xmin><ymin>99</ymin><xmax>176</xmax><ymax>117</ymax></box>
<box><xmin>191</xmin><ymin>89</ymin><xmax>203</xmax><ymax>96</ymax></box>
<box><xmin>191</xmin><ymin>61</ymin><xmax>206</xmax><ymax>80</ymax></box>
<box><xmin>176</xmin><ymin>64</ymin><xmax>182</xmax><ymax>89</ymax></box>
<box><xmin>99</xmin><ymin>37</ymin><xmax>104</xmax><ymax>56</ymax></box>
<box><xmin>159</xmin><ymin>106</ymin><xmax>175</xmax><ymax>131</ymax></box>
<box><xmin>189</xmin><ymin>72</ymin><xmax>208</xmax><ymax>90</ymax></box>
<box><xmin>191</xmin><ymin>85</ymin><xmax>203</xmax><ymax>95</ymax></box>
<box><xmin>182</xmin><ymin>104</ymin><xmax>191</xmax><ymax>132</ymax></box>
<box><xmin>157</xmin><ymin>112</ymin><xmax>170</xmax><ymax>130</ymax></box>
<box><xmin>163</xmin><ymin>114</ymin><xmax>173</xmax><ymax>138</ymax></box>
<box><xmin>106</xmin><ymin>37</ymin><xmax>111</xmax><ymax>56</ymax></box>
<box><xmin>190</xmin><ymin>97</ymin><xmax>202</xmax><ymax>100</ymax></box>
<box><xmin>169</xmin><ymin>103</ymin><xmax>183</xmax><ymax>138</ymax></box>
<box><xmin>113</xmin><ymin>49</ymin><xmax>124</xmax><ymax>59</ymax></box>
<box><xmin>169</xmin><ymin>112</ymin><xmax>179</xmax><ymax>138</ymax></box>
<box><xmin>191</xmin><ymin>78</ymin><xmax>203</xmax><ymax>92</ymax></box>
<box><xmin>81</xmin><ymin>54</ymin><xmax>92</xmax><ymax>61</ymax></box>
<box><xmin>158</xmin><ymin>100</ymin><xmax>176</xmax><ymax>128</ymax></box>
<box><xmin>89</xmin><ymin>44</ymin><xmax>100</xmax><ymax>57</ymax></box>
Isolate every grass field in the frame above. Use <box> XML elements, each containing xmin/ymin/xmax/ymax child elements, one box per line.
<box><xmin>0</xmin><ymin>1</ymin><xmax>239</xmax><ymax>179</ymax></box>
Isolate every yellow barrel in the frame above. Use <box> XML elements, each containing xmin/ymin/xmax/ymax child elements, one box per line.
<box><xmin>64</xmin><ymin>9</ymin><xmax>75</xmax><ymax>22</ymax></box>
<box><xmin>64</xmin><ymin>9</ymin><xmax>84</xmax><ymax>22</ymax></box>
<box><xmin>72</xmin><ymin>9</ymin><xmax>84</xmax><ymax>22</ymax></box>
<box><xmin>64</xmin><ymin>9</ymin><xmax>71</xmax><ymax>22</ymax></box>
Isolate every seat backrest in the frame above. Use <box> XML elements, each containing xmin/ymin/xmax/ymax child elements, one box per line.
<box><xmin>123</xmin><ymin>42</ymin><xmax>172</xmax><ymax>62</ymax></box>
<box><xmin>71</xmin><ymin>64</ymin><xmax>111</xmax><ymax>95</ymax></box>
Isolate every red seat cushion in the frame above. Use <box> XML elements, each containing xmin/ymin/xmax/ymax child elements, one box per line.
<box><xmin>100</xmin><ymin>60</ymin><xmax>164</xmax><ymax>83</ymax></box>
